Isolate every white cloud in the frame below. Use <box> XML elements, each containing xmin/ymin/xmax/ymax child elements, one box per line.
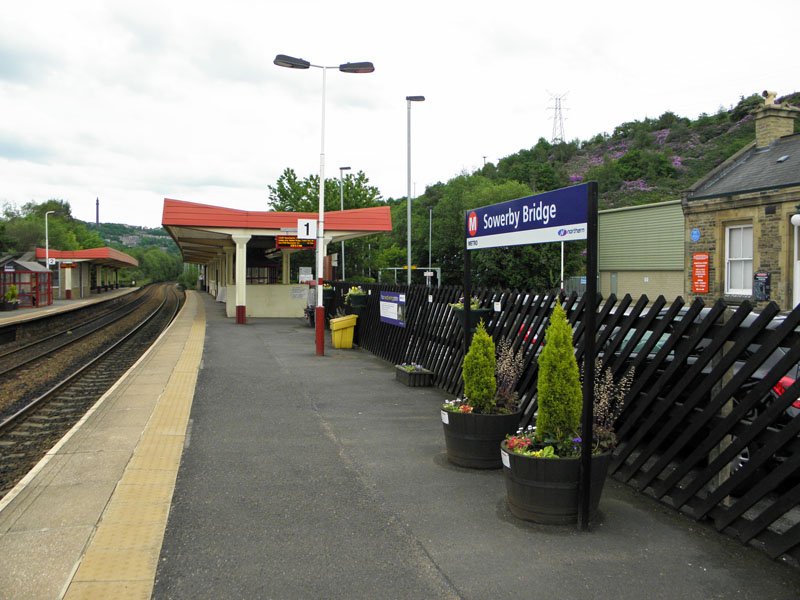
<box><xmin>0</xmin><ymin>0</ymin><xmax>798</xmax><ymax>227</ymax></box>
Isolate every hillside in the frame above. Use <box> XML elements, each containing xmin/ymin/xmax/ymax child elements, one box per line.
<box><xmin>485</xmin><ymin>91</ymin><xmax>800</xmax><ymax>210</ymax></box>
<box><xmin>85</xmin><ymin>222</ymin><xmax>178</xmax><ymax>253</ymax></box>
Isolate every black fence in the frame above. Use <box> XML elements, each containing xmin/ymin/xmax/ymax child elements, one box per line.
<box><xmin>329</xmin><ymin>281</ymin><xmax>800</xmax><ymax>564</ymax></box>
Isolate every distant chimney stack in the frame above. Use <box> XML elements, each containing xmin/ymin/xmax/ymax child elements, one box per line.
<box><xmin>755</xmin><ymin>91</ymin><xmax>800</xmax><ymax>148</ymax></box>
<box><xmin>96</xmin><ymin>197</ymin><xmax>99</xmax><ymax>224</ymax></box>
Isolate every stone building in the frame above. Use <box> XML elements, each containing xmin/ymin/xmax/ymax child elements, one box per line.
<box><xmin>682</xmin><ymin>92</ymin><xmax>800</xmax><ymax>311</ymax></box>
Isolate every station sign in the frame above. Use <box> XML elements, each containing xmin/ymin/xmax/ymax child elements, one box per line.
<box><xmin>465</xmin><ymin>184</ymin><xmax>588</xmax><ymax>250</ymax></box>
<box><xmin>276</xmin><ymin>236</ymin><xmax>315</xmax><ymax>249</ymax></box>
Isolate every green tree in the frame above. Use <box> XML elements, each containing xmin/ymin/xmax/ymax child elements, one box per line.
<box><xmin>535</xmin><ymin>303</ymin><xmax>582</xmax><ymax>442</ymax></box>
<box><xmin>463</xmin><ymin>320</ymin><xmax>496</xmax><ymax>414</ymax></box>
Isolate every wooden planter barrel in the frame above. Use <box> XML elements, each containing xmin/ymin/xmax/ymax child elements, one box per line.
<box><xmin>500</xmin><ymin>442</ymin><xmax>612</xmax><ymax>524</ymax></box>
<box><xmin>441</xmin><ymin>410</ymin><xmax>521</xmax><ymax>469</ymax></box>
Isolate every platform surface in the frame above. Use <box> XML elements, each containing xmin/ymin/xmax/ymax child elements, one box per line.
<box><xmin>1</xmin><ymin>291</ymin><xmax>800</xmax><ymax>599</ymax></box>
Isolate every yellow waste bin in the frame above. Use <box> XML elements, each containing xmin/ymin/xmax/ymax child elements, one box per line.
<box><xmin>330</xmin><ymin>314</ymin><xmax>358</xmax><ymax>348</ymax></box>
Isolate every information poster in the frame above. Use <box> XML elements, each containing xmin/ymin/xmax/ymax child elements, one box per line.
<box><xmin>692</xmin><ymin>252</ymin><xmax>709</xmax><ymax>293</ymax></box>
<box><xmin>379</xmin><ymin>291</ymin><xmax>406</xmax><ymax>327</ymax></box>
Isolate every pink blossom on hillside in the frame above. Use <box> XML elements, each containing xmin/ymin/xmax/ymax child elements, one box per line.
<box><xmin>620</xmin><ymin>179</ymin><xmax>654</xmax><ymax>192</ymax></box>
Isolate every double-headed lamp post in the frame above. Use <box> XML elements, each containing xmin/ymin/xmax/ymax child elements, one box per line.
<box><xmin>406</xmin><ymin>95</ymin><xmax>425</xmax><ymax>285</ymax></box>
<box><xmin>339</xmin><ymin>165</ymin><xmax>351</xmax><ymax>280</ymax></box>
<box><xmin>274</xmin><ymin>54</ymin><xmax>374</xmax><ymax>356</ymax></box>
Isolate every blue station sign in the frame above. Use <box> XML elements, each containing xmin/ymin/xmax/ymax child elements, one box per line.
<box><xmin>465</xmin><ymin>184</ymin><xmax>589</xmax><ymax>250</ymax></box>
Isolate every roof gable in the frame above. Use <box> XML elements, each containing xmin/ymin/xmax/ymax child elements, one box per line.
<box><xmin>688</xmin><ymin>133</ymin><xmax>800</xmax><ymax>200</ymax></box>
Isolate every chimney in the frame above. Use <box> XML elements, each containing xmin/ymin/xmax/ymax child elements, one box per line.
<box><xmin>755</xmin><ymin>90</ymin><xmax>800</xmax><ymax>148</ymax></box>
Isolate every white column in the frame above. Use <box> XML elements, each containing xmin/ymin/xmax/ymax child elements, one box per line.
<box><xmin>232</xmin><ymin>234</ymin><xmax>251</xmax><ymax>323</ymax></box>
<box><xmin>282</xmin><ymin>250</ymin><xmax>291</xmax><ymax>284</ymax></box>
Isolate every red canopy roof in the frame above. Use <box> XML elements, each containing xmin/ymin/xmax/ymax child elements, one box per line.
<box><xmin>161</xmin><ymin>198</ymin><xmax>392</xmax><ymax>232</ymax></box>
<box><xmin>35</xmin><ymin>247</ymin><xmax>139</xmax><ymax>268</ymax></box>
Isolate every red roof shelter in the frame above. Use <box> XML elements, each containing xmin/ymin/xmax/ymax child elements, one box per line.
<box><xmin>162</xmin><ymin>198</ymin><xmax>392</xmax><ymax>323</ymax></box>
<box><xmin>34</xmin><ymin>247</ymin><xmax>139</xmax><ymax>299</ymax></box>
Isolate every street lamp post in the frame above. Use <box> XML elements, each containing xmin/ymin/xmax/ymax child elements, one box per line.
<box><xmin>339</xmin><ymin>166</ymin><xmax>351</xmax><ymax>280</ymax></box>
<box><xmin>45</xmin><ymin>210</ymin><xmax>56</xmax><ymax>272</ymax></box>
<box><xmin>274</xmin><ymin>54</ymin><xmax>374</xmax><ymax>356</ymax></box>
<box><xmin>406</xmin><ymin>95</ymin><xmax>425</xmax><ymax>286</ymax></box>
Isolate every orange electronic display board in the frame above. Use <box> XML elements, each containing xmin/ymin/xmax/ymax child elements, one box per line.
<box><xmin>276</xmin><ymin>236</ymin><xmax>315</xmax><ymax>249</ymax></box>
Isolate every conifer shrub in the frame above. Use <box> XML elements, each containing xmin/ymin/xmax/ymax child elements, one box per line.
<box><xmin>462</xmin><ymin>320</ymin><xmax>496</xmax><ymax>414</ymax></box>
<box><xmin>535</xmin><ymin>303</ymin><xmax>582</xmax><ymax>442</ymax></box>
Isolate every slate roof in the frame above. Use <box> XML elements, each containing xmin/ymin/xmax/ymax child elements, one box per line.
<box><xmin>687</xmin><ymin>133</ymin><xmax>800</xmax><ymax>200</ymax></box>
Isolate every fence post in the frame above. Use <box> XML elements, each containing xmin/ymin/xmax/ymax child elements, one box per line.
<box><xmin>708</xmin><ymin>307</ymin><xmax>735</xmax><ymax>505</ymax></box>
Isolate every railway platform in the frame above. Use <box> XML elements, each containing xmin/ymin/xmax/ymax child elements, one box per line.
<box><xmin>2</xmin><ymin>291</ymin><xmax>800</xmax><ymax>599</ymax></box>
<box><xmin>0</xmin><ymin>287</ymin><xmax>138</xmax><ymax>327</ymax></box>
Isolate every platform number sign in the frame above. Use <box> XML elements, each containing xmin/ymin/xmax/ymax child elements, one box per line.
<box><xmin>297</xmin><ymin>219</ymin><xmax>316</xmax><ymax>240</ymax></box>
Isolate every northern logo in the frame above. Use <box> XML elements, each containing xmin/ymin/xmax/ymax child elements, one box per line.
<box><xmin>558</xmin><ymin>228</ymin><xmax>568</xmax><ymax>237</ymax></box>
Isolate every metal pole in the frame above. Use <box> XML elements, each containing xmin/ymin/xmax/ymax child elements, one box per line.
<box><xmin>339</xmin><ymin>166</ymin><xmax>350</xmax><ymax>280</ymax></box>
<box><xmin>428</xmin><ymin>208</ymin><xmax>432</xmax><ymax>287</ymax></box>
<box><xmin>406</xmin><ymin>98</ymin><xmax>412</xmax><ymax>286</ymax></box>
<box><xmin>579</xmin><ymin>182</ymin><xmax>599</xmax><ymax>530</ymax></box>
<box><xmin>315</xmin><ymin>66</ymin><xmax>327</xmax><ymax>356</ymax></box>
<box><xmin>406</xmin><ymin>96</ymin><xmax>425</xmax><ymax>286</ymax></box>
<box><xmin>560</xmin><ymin>241</ymin><xmax>564</xmax><ymax>292</ymax></box>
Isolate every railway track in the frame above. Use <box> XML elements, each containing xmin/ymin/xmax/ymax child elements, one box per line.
<box><xmin>0</xmin><ymin>283</ymin><xmax>184</xmax><ymax>500</ymax></box>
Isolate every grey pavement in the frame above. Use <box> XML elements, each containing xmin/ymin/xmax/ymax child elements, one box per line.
<box><xmin>152</xmin><ymin>294</ymin><xmax>800</xmax><ymax>599</ymax></box>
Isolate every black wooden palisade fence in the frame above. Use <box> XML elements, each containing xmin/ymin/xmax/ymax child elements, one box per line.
<box><xmin>330</xmin><ymin>281</ymin><xmax>800</xmax><ymax>565</ymax></box>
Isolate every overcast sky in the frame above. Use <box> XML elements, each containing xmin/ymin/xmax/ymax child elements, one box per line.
<box><xmin>1</xmin><ymin>1</ymin><xmax>797</xmax><ymax>228</ymax></box>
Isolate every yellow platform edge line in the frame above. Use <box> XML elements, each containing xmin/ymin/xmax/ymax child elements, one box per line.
<box><xmin>62</xmin><ymin>291</ymin><xmax>206</xmax><ymax>600</ymax></box>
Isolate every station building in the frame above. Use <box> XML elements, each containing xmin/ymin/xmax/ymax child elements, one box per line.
<box><xmin>161</xmin><ymin>198</ymin><xmax>392</xmax><ymax>323</ymax></box>
<box><xmin>683</xmin><ymin>93</ymin><xmax>800</xmax><ymax>311</ymax></box>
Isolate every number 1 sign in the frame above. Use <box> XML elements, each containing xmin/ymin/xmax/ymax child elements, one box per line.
<box><xmin>297</xmin><ymin>219</ymin><xmax>317</xmax><ymax>240</ymax></box>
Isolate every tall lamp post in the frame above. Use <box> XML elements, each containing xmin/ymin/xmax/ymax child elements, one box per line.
<box><xmin>406</xmin><ymin>95</ymin><xmax>425</xmax><ymax>285</ymax></box>
<box><xmin>274</xmin><ymin>54</ymin><xmax>374</xmax><ymax>356</ymax></box>
<box><xmin>339</xmin><ymin>165</ymin><xmax>351</xmax><ymax>280</ymax></box>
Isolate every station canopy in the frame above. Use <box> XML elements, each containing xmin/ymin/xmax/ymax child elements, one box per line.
<box><xmin>161</xmin><ymin>198</ymin><xmax>393</xmax><ymax>265</ymax></box>
<box><xmin>34</xmin><ymin>247</ymin><xmax>139</xmax><ymax>268</ymax></box>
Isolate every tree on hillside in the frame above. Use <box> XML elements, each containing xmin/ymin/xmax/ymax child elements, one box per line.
<box><xmin>1</xmin><ymin>199</ymin><xmax>104</xmax><ymax>253</ymax></box>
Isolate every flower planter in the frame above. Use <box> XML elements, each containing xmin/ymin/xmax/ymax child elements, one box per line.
<box><xmin>395</xmin><ymin>365</ymin><xmax>433</xmax><ymax>387</ymax></box>
<box><xmin>500</xmin><ymin>442</ymin><xmax>612</xmax><ymax>524</ymax></box>
<box><xmin>452</xmin><ymin>307</ymin><xmax>492</xmax><ymax>333</ymax></box>
<box><xmin>441</xmin><ymin>410</ymin><xmax>521</xmax><ymax>469</ymax></box>
<box><xmin>348</xmin><ymin>294</ymin><xmax>368</xmax><ymax>309</ymax></box>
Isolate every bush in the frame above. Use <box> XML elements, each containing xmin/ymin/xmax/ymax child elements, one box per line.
<box><xmin>535</xmin><ymin>303</ymin><xmax>582</xmax><ymax>442</ymax></box>
<box><xmin>463</xmin><ymin>320</ymin><xmax>496</xmax><ymax>414</ymax></box>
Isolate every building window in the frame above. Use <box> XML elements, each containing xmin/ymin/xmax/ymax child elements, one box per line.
<box><xmin>725</xmin><ymin>224</ymin><xmax>753</xmax><ymax>295</ymax></box>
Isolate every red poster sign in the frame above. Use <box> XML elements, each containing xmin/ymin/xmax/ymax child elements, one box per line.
<box><xmin>692</xmin><ymin>252</ymin><xmax>709</xmax><ymax>293</ymax></box>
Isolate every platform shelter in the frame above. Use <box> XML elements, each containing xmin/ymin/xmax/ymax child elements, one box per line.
<box><xmin>161</xmin><ymin>198</ymin><xmax>392</xmax><ymax>322</ymax></box>
<box><xmin>1</xmin><ymin>256</ymin><xmax>52</xmax><ymax>308</ymax></box>
<box><xmin>34</xmin><ymin>247</ymin><xmax>139</xmax><ymax>299</ymax></box>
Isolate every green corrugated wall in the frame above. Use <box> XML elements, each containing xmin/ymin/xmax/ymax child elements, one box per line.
<box><xmin>598</xmin><ymin>201</ymin><xmax>684</xmax><ymax>271</ymax></box>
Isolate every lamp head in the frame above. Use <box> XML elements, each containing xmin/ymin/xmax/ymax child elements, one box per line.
<box><xmin>406</xmin><ymin>95</ymin><xmax>425</xmax><ymax>102</ymax></box>
<box><xmin>274</xmin><ymin>54</ymin><xmax>310</xmax><ymax>69</ymax></box>
<box><xmin>339</xmin><ymin>62</ymin><xmax>374</xmax><ymax>73</ymax></box>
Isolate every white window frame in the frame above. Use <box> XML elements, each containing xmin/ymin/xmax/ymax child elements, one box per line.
<box><xmin>725</xmin><ymin>224</ymin><xmax>753</xmax><ymax>295</ymax></box>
